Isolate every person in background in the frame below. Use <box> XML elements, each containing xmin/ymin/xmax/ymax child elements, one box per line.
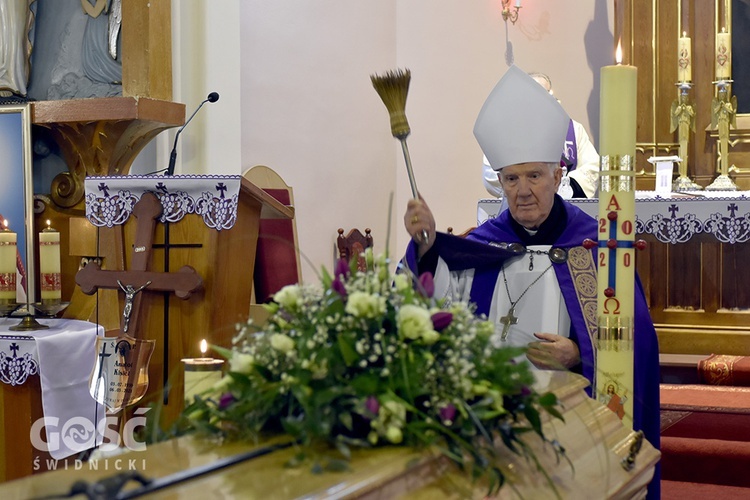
<box><xmin>482</xmin><ymin>71</ymin><xmax>600</xmax><ymax>200</ymax></box>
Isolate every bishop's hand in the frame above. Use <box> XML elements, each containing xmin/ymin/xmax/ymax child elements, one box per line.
<box><xmin>527</xmin><ymin>333</ymin><xmax>581</xmax><ymax>370</ymax></box>
<box><xmin>404</xmin><ymin>194</ymin><xmax>436</xmax><ymax>257</ymax></box>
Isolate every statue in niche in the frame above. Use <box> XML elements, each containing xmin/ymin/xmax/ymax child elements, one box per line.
<box><xmin>0</xmin><ymin>0</ymin><xmax>36</xmax><ymax>100</ymax></box>
<box><xmin>45</xmin><ymin>0</ymin><xmax>123</xmax><ymax>100</ymax></box>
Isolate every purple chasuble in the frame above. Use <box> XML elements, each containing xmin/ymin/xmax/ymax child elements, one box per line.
<box><xmin>403</xmin><ymin>200</ymin><xmax>661</xmax><ymax>498</ymax></box>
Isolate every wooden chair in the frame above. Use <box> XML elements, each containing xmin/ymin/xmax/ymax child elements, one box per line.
<box><xmin>242</xmin><ymin>165</ymin><xmax>301</xmax><ymax>303</ymax></box>
<box><xmin>337</xmin><ymin>228</ymin><xmax>373</xmax><ymax>272</ymax></box>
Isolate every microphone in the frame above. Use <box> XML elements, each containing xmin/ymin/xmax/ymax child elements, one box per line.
<box><xmin>165</xmin><ymin>92</ymin><xmax>220</xmax><ymax>175</ymax></box>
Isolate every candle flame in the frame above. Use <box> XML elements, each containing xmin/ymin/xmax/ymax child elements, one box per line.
<box><xmin>615</xmin><ymin>41</ymin><xmax>623</xmax><ymax>65</ymax></box>
<box><xmin>46</xmin><ymin>219</ymin><xmax>51</xmax><ymax>228</ymax></box>
<box><xmin>2</xmin><ymin>220</ymin><xmax>7</xmax><ymax>229</ymax></box>
<box><xmin>200</xmin><ymin>339</ymin><xmax>208</xmax><ymax>354</ymax></box>
<box><xmin>683</xmin><ymin>31</ymin><xmax>687</xmax><ymax>38</ymax></box>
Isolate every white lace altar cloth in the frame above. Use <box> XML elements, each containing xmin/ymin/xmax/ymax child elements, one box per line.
<box><xmin>84</xmin><ymin>175</ymin><xmax>242</xmax><ymax>230</ymax></box>
<box><xmin>479</xmin><ymin>191</ymin><xmax>750</xmax><ymax>244</ymax></box>
<box><xmin>0</xmin><ymin>318</ymin><xmax>104</xmax><ymax>459</ymax></box>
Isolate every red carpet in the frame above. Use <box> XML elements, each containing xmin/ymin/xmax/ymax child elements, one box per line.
<box><xmin>660</xmin><ymin>384</ymin><xmax>750</xmax><ymax>489</ymax></box>
<box><xmin>662</xmin><ymin>480</ymin><xmax>750</xmax><ymax>499</ymax></box>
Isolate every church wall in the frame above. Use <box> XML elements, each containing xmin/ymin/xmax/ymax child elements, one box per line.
<box><xmin>159</xmin><ymin>0</ymin><xmax>613</xmax><ymax>285</ymax></box>
<box><xmin>238</xmin><ymin>0</ymin><xmax>398</xmax><ymax>282</ymax></box>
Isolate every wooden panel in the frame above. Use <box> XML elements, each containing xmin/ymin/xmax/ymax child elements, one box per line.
<box><xmin>721</xmin><ymin>242</ymin><xmax>750</xmax><ymax>309</ymax></box>
<box><xmin>0</xmin><ymin>375</ymin><xmax>43</xmax><ymax>481</ymax></box>
<box><xmin>121</xmin><ymin>0</ymin><xmax>172</xmax><ymax>100</ymax></box>
<box><xmin>666</xmin><ymin>243</ymin><xmax>702</xmax><ymax>310</ymax></box>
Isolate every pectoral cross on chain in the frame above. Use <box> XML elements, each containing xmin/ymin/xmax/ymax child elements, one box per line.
<box><xmin>499</xmin><ymin>305</ymin><xmax>518</xmax><ymax>341</ymax></box>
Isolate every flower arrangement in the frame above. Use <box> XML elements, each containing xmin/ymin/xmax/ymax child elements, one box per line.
<box><xmin>172</xmin><ymin>250</ymin><xmax>566</xmax><ymax>494</ymax></box>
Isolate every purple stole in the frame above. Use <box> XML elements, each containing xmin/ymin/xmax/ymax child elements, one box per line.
<box><xmin>563</xmin><ymin>119</ymin><xmax>577</xmax><ymax>170</ymax></box>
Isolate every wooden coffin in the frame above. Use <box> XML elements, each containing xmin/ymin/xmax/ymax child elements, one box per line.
<box><xmin>0</xmin><ymin>372</ymin><xmax>659</xmax><ymax>498</ymax></box>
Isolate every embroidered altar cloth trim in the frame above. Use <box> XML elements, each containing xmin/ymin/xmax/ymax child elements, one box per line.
<box><xmin>0</xmin><ymin>318</ymin><xmax>104</xmax><ymax>460</ymax></box>
<box><xmin>479</xmin><ymin>191</ymin><xmax>750</xmax><ymax>244</ymax></box>
<box><xmin>84</xmin><ymin>175</ymin><xmax>241</xmax><ymax>230</ymax></box>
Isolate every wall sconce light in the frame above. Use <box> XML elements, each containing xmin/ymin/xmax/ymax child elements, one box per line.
<box><xmin>502</xmin><ymin>0</ymin><xmax>522</xmax><ymax>25</ymax></box>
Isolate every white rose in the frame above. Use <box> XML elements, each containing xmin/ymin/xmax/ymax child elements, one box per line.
<box><xmin>270</xmin><ymin>333</ymin><xmax>295</xmax><ymax>353</ymax></box>
<box><xmin>393</xmin><ymin>274</ymin><xmax>410</xmax><ymax>292</ymax></box>
<box><xmin>229</xmin><ymin>352</ymin><xmax>255</xmax><ymax>374</ymax></box>
<box><xmin>385</xmin><ymin>426</ymin><xmax>403</xmax><ymax>444</ymax></box>
<box><xmin>345</xmin><ymin>291</ymin><xmax>386</xmax><ymax>318</ymax></box>
<box><xmin>273</xmin><ymin>285</ymin><xmax>302</xmax><ymax>309</ymax></box>
<box><xmin>397</xmin><ymin>304</ymin><xmax>433</xmax><ymax>341</ymax></box>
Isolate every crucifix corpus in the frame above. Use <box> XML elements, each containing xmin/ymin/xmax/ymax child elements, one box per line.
<box><xmin>78</xmin><ymin>193</ymin><xmax>203</xmax><ymax>411</ymax></box>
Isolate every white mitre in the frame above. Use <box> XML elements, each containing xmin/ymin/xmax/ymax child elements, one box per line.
<box><xmin>474</xmin><ymin>65</ymin><xmax>570</xmax><ymax>171</ymax></box>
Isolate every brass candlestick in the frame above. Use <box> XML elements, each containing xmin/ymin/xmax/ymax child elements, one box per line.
<box><xmin>705</xmin><ymin>80</ymin><xmax>738</xmax><ymax>191</ymax></box>
<box><xmin>670</xmin><ymin>83</ymin><xmax>702</xmax><ymax>191</ymax></box>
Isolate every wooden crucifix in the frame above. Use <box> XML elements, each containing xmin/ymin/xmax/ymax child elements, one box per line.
<box><xmin>76</xmin><ymin>192</ymin><xmax>203</xmax><ymax>337</ymax></box>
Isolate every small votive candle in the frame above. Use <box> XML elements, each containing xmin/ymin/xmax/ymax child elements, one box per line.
<box><xmin>0</xmin><ymin>220</ymin><xmax>17</xmax><ymax>302</ymax></box>
<box><xmin>182</xmin><ymin>339</ymin><xmax>224</xmax><ymax>403</ymax></box>
<box><xmin>39</xmin><ymin>220</ymin><xmax>61</xmax><ymax>303</ymax></box>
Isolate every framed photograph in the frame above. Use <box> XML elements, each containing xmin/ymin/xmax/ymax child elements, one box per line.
<box><xmin>0</xmin><ymin>105</ymin><xmax>35</xmax><ymax>306</ymax></box>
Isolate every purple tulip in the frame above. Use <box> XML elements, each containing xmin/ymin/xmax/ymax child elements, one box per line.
<box><xmin>439</xmin><ymin>404</ymin><xmax>457</xmax><ymax>423</ymax></box>
<box><xmin>335</xmin><ymin>258</ymin><xmax>350</xmax><ymax>280</ymax></box>
<box><xmin>218</xmin><ymin>392</ymin><xmax>236</xmax><ymax>410</ymax></box>
<box><xmin>418</xmin><ymin>272</ymin><xmax>435</xmax><ymax>298</ymax></box>
<box><xmin>332</xmin><ymin>277</ymin><xmax>347</xmax><ymax>297</ymax></box>
<box><xmin>431</xmin><ymin>311</ymin><xmax>453</xmax><ymax>332</ymax></box>
<box><xmin>520</xmin><ymin>385</ymin><xmax>531</xmax><ymax>397</ymax></box>
<box><xmin>365</xmin><ymin>396</ymin><xmax>380</xmax><ymax>416</ymax></box>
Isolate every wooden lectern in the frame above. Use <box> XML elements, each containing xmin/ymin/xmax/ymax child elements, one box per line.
<box><xmin>75</xmin><ymin>176</ymin><xmax>294</xmax><ymax>426</ymax></box>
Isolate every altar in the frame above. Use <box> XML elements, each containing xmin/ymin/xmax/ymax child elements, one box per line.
<box><xmin>479</xmin><ymin>192</ymin><xmax>750</xmax><ymax>358</ymax></box>
<box><xmin>0</xmin><ymin>318</ymin><xmax>103</xmax><ymax>482</ymax></box>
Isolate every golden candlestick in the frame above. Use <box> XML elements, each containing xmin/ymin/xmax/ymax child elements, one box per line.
<box><xmin>669</xmin><ymin>84</ymin><xmax>702</xmax><ymax>191</ymax></box>
<box><xmin>705</xmin><ymin>81</ymin><xmax>738</xmax><ymax>191</ymax></box>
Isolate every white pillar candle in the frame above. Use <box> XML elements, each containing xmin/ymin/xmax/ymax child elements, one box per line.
<box><xmin>39</xmin><ymin>221</ymin><xmax>61</xmax><ymax>302</ymax></box>
<box><xmin>716</xmin><ymin>28</ymin><xmax>732</xmax><ymax>80</ymax></box>
<box><xmin>0</xmin><ymin>221</ymin><xmax>17</xmax><ymax>301</ymax></box>
<box><xmin>677</xmin><ymin>32</ymin><xmax>692</xmax><ymax>83</ymax></box>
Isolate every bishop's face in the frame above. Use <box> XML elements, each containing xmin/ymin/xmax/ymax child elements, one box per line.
<box><xmin>498</xmin><ymin>162</ymin><xmax>561</xmax><ymax>229</ymax></box>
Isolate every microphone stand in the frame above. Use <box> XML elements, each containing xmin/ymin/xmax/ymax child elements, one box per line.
<box><xmin>165</xmin><ymin>92</ymin><xmax>220</xmax><ymax>176</ymax></box>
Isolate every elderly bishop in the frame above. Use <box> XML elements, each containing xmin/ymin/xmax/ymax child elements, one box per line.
<box><xmin>401</xmin><ymin>65</ymin><xmax>661</xmax><ymax>498</ymax></box>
